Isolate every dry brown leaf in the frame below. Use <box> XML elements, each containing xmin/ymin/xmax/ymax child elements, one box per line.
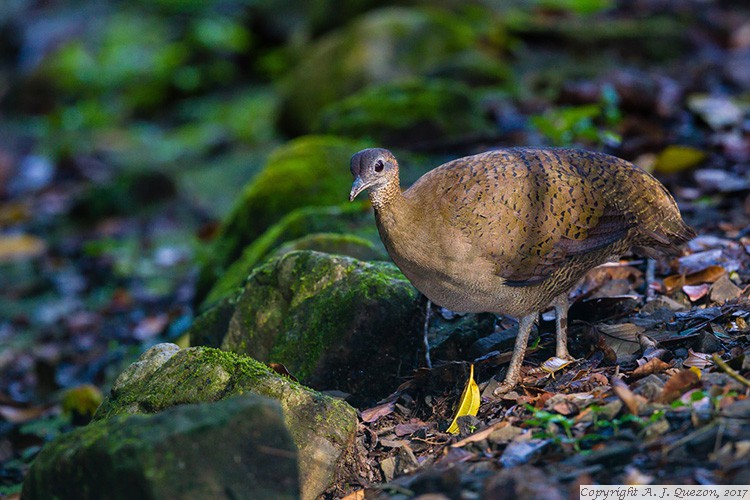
<box><xmin>597</xmin><ymin>323</ymin><xmax>644</xmax><ymax>357</ymax></box>
<box><xmin>658</xmin><ymin>369</ymin><xmax>701</xmax><ymax>403</ymax></box>
<box><xmin>612</xmin><ymin>377</ymin><xmax>642</xmax><ymax>415</ymax></box>
<box><xmin>632</xmin><ymin>358</ymin><xmax>671</xmax><ymax>377</ymax></box>
<box><xmin>683</xmin><ymin>349</ymin><xmax>713</xmax><ymax>369</ymax></box>
<box><xmin>342</xmin><ymin>490</ymin><xmax>365</xmax><ymax>500</ymax></box>
<box><xmin>683</xmin><ymin>284</ymin><xmax>710</xmax><ymax>301</ymax></box>
<box><xmin>663</xmin><ymin>265</ymin><xmax>727</xmax><ymax>293</ymax></box>
<box><xmin>452</xmin><ymin>421</ymin><xmax>508</xmax><ymax>448</ymax></box>
<box><xmin>360</xmin><ymin>401</ymin><xmax>395</xmax><ymax>423</ymax></box>
<box><xmin>394</xmin><ymin>421</ymin><xmax>428</xmax><ymax>437</ymax></box>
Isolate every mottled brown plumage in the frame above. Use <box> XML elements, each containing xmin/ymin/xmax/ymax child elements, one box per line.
<box><xmin>349</xmin><ymin>147</ymin><xmax>694</xmax><ymax>395</ymax></box>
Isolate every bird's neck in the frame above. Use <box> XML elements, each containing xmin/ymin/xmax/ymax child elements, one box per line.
<box><xmin>368</xmin><ymin>180</ymin><xmax>403</xmax><ymax>211</ymax></box>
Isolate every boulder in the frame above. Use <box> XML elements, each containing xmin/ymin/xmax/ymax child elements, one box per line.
<box><xmin>200</xmin><ymin>203</ymin><xmax>381</xmax><ymax>309</ymax></box>
<box><xmin>222</xmin><ymin>250</ymin><xmax>422</xmax><ymax>404</ymax></box>
<box><xmin>24</xmin><ymin>395</ymin><xmax>300</xmax><ymax>500</ymax></box>
<box><xmin>197</xmin><ymin>136</ymin><xmax>371</xmax><ymax>300</ymax></box>
<box><xmin>95</xmin><ymin>344</ymin><xmax>358</xmax><ymax>500</ymax></box>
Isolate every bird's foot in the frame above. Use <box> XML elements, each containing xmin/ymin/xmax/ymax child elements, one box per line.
<box><xmin>555</xmin><ymin>352</ymin><xmax>575</xmax><ymax>362</ymax></box>
<box><xmin>492</xmin><ymin>381</ymin><xmax>517</xmax><ymax>396</ymax></box>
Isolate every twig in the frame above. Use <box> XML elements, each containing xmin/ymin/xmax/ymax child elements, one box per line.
<box><xmin>423</xmin><ymin>299</ymin><xmax>432</xmax><ymax>369</ymax></box>
<box><xmin>712</xmin><ymin>353</ymin><xmax>750</xmax><ymax>389</ymax></box>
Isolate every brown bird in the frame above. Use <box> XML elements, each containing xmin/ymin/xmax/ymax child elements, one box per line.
<box><xmin>349</xmin><ymin>147</ymin><xmax>694</xmax><ymax>395</ymax></box>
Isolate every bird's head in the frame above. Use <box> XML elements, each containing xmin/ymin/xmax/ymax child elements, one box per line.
<box><xmin>349</xmin><ymin>148</ymin><xmax>398</xmax><ymax>202</ymax></box>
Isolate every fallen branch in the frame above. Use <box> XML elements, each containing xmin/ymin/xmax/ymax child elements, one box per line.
<box><xmin>712</xmin><ymin>353</ymin><xmax>750</xmax><ymax>389</ymax></box>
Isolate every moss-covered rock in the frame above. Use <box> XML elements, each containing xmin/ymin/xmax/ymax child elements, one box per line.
<box><xmin>24</xmin><ymin>395</ymin><xmax>299</xmax><ymax>500</ymax></box>
<box><xmin>316</xmin><ymin>79</ymin><xmax>490</xmax><ymax>145</ymax></box>
<box><xmin>271</xmin><ymin>232</ymin><xmax>385</xmax><ymax>262</ymax></box>
<box><xmin>222</xmin><ymin>250</ymin><xmax>422</xmax><ymax>405</ymax></box>
<box><xmin>95</xmin><ymin>344</ymin><xmax>357</xmax><ymax>500</ymax></box>
<box><xmin>200</xmin><ymin>203</ymin><xmax>381</xmax><ymax>310</ymax></box>
<box><xmin>278</xmin><ymin>6</ymin><xmax>508</xmax><ymax>135</ymax></box>
<box><xmin>197</xmin><ymin>135</ymin><xmax>372</xmax><ymax>301</ymax></box>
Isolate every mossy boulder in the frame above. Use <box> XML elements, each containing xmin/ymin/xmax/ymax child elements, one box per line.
<box><xmin>95</xmin><ymin>344</ymin><xmax>358</xmax><ymax>500</ymax></box>
<box><xmin>197</xmin><ymin>135</ymin><xmax>371</xmax><ymax>302</ymax></box>
<box><xmin>272</xmin><ymin>232</ymin><xmax>385</xmax><ymax>261</ymax></box>
<box><xmin>201</xmin><ymin>203</ymin><xmax>381</xmax><ymax>309</ymax></box>
<box><xmin>222</xmin><ymin>250</ymin><xmax>422</xmax><ymax>405</ymax></box>
<box><xmin>316</xmin><ymin>79</ymin><xmax>490</xmax><ymax>146</ymax></box>
<box><xmin>278</xmin><ymin>6</ymin><xmax>508</xmax><ymax>135</ymax></box>
<box><xmin>24</xmin><ymin>395</ymin><xmax>299</xmax><ymax>500</ymax></box>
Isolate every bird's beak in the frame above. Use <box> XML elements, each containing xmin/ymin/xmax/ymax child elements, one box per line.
<box><xmin>349</xmin><ymin>176</ymin><xmax>367</xmax><ymax>202</ymax></box>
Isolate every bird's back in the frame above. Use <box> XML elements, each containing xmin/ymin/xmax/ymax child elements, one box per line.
<box><xmin>404</xmin><ymin>147</ymin><xmax>693</xmax><ymax>289</ymax></box>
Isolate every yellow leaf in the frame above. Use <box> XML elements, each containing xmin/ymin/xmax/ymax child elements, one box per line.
<box><xmin>653</xmin><ymin>145</ymin><xmax>706</xmax><ymax>174</ymax></box>
<box><xmin>446</xmin><ymin>364</ymin><xmax>480</xmax><ymax>435</ymax></box>
<box><xmin>0</xmin><ymin>233</ymin><xmax>46</xmax><ymax>262</ymax></box>
<box><xmin>689</xmin><ymin>365</ymin><xmax>702</xmax><ymax>380</ymax></box>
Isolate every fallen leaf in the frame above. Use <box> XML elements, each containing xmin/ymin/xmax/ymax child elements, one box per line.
<box><xmin>688</xmin><ymin>94</ymin><xmax>744</xmax><ymax>130</ymax></box>
<box><xmin>658</xmin><ymin>369</ymin><xmax>701</xmax><ymax>403</ymax></box>
<box><xmin>663</xmin><ymin>265</ymin><xmax>727</xmax><ymax>293</ymax></box>
<box><xmin>541</xmin><ymin>356</ymin><xmax>575</xmax><ymax>375</ymax></box>
<box><xmin>267</xmin><ymin>363</ymin><xmax>299</xmax><ymax>382</ymax></box>
<box><xmin>394</xmin><ymin>421</ymin><xmax>428</xmax><ymax>437</ymax></box>
<box><xmin>597</xmin><ymin>323</ymin><xmax>644</xmax><ymax>357</ymax></box>
<box><xmin>341</xmin><ymin>490</ymin><xmax>365</xmax><ymax>500</ymax></box>
<box><xmin>653</xmin><ymin>145</ymin><xmax>706</xmax><ymax>174</ymax></box>
<box><xmin>447</xmin><ymin>364</ymin><xmax>480</xmax><ymax>435</ymax></box>
<box><xmin>632</xmin><ymin>358</ymin><xmax>671</xmax><ymax>377</ymax></box>
<box><xmin>682</xmin><ymin>284</ymin><xmax>710</xmax><ymax>302</ymax></box>
<box><xmin>612</xmin><ymin>377</ymin><xmax>642</xmax><ymax>415</ymax></box>
<box><xmin>0</xmin><ymin>233</ymin><xmax>46</xmax><ymax>262</ymax></box>
<box><xmin>360</xmin><ymin>401</ymin><xmax>395</xmax><ymax>423</ymax></box>
<box><xmin>683</xmin><ymin>349</ymin><xmax>712</xmax><ymax>369</ymax></box>
<box><xmin>452</xmin><ymin>420</ymin><xmax>509</xmax><ymax>447</ymax></box>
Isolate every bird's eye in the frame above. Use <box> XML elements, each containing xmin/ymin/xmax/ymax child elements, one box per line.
<box><xmin>374</xmin><ymin>160</ymin><xmax>384</xmax><ymax>172</ymax></box>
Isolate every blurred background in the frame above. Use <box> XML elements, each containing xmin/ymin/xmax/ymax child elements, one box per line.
<box><xmin>0</xmin><ymin>0</ymin><xmax>748</xmax><ymax>494</ymax></box>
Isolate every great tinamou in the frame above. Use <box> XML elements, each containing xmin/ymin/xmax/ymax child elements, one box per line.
<box><xmin>348</xmin><ymin>147</ymin><xmax>695</xmax><ymax>395</ymax></box>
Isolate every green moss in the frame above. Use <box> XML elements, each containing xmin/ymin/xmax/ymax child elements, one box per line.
<box><xmin>317</xmin><ymin>79</ymin><xmax>490</xmax><ymax>145</ymax></box>
<box><xmin>197</xmin><ymin>136</ymin><xmax>372</xmax><ymax>302</ymax></box>
<box><xmin>201</xmin><ymin>203</ymin><xmax>379</xmax><ymax>309</ymax></box>
<box><xmin>278</xmin><ymin>6</ymin><xmax>509</xmax><ymax>135</ymax></box>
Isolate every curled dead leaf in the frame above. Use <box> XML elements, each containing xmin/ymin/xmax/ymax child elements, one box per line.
<box><xmin>447</xmin><ymin>364</ymin><xmax>480</xmax><ymax>435</ymax></box>
<box><xmin>682</xmin><ymin>284</ymin><xmax>710</xmax><ymax>302</ymax></box>
<box><xmin>612</xmin><ymin>377</ymin><xmax>642</xmax><ymax>415</ymax></box>
<box><xmin>658</xmin><ymin>369</ymin><xmax>702</xmax><ymax>403</ymax></box>
<box><xmin>683</xmin><ymin>349</ymin><xmax>713</xmax><ymax>369</ymax></box>
<box><xmin>360</xmin><ymin>401</ymin><xmax>395</xmax><ymax>423</ymax></box>
<box><xmin>541</xmin><ymin>356</ymin><xmax>575</xmax><ymax>375</ymax></box>
<box><xmin>632</xmin><ymin>357</ymin><xmax>672</xmax><ymax>377</ymax></box>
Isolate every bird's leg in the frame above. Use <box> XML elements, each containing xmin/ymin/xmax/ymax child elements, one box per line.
<box><xmin>493</xmin><ymin>313</ymin><xmax>536</xmax><ymax>395</ymax></box>
<box><xmin>423</xmin><ymin>299</ymin><xmax>432</xmax><ymax>369</ymax></box>
<box><xmin>553</xmin><ymin>294</ymin><xmax>573</xmax><ymax>361</ymax></box>
<box><xmin>645</xmin><ymin>258</ymin><xmax>656</xmax><ymax>302</ymax></box>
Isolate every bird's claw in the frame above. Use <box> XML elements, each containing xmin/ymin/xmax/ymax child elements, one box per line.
<box><xmin>492</xmin><ymin>381</ymin><xmax>516</xmax><ymax>396</ymax></box>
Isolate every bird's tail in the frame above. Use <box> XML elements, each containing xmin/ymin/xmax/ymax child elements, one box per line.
<box><xmin>635</xmin><ymin>218</ymin><xmax>696</xmax><ymax>258</ymax></box>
